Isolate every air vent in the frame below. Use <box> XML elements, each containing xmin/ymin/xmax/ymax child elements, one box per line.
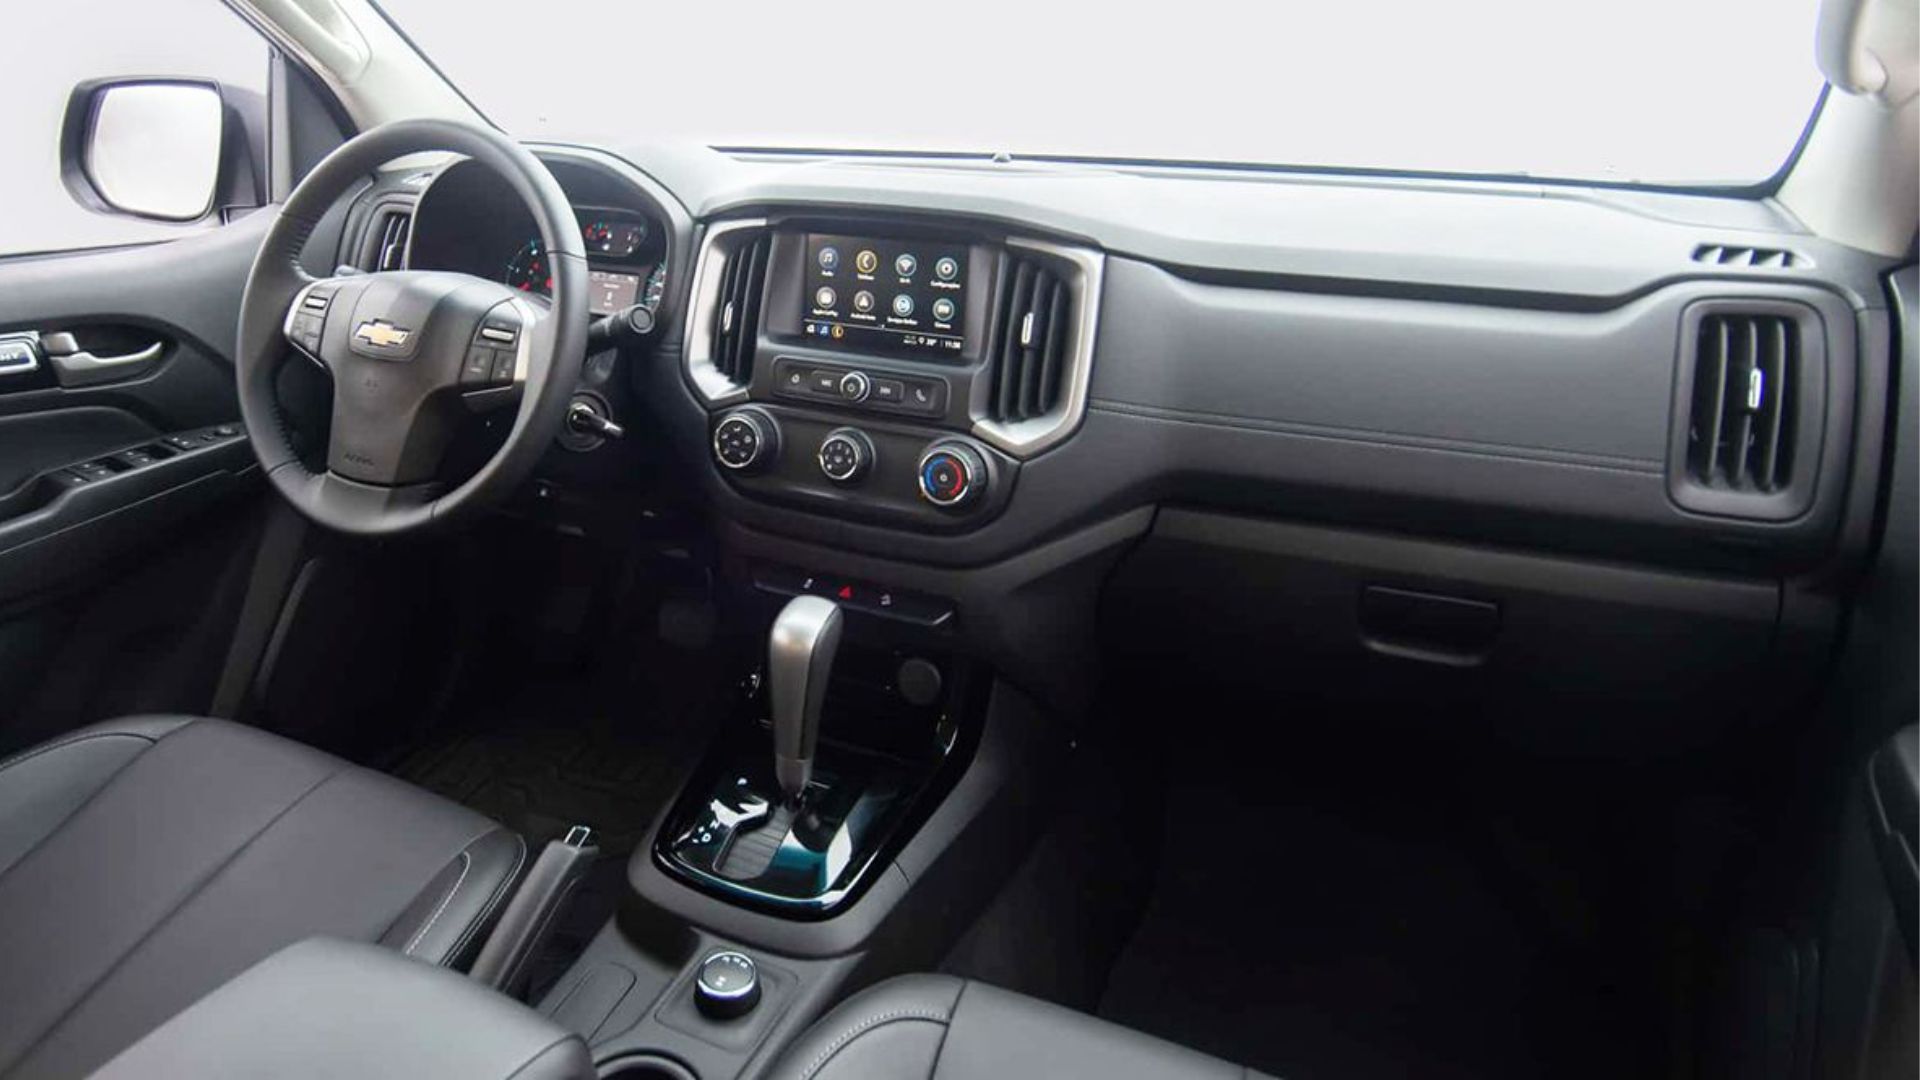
<box><xmin>1692</xmin><ymin>243</ymin><xmax>1804</xmax><ymax>270</ymax></box>
<box><xmin>1685</xmin><ymin>312</ymin><xmax>1798</xmax><ymax>494</ymax></box>
<box><xmin>986</xmin><ymin>255</ymin><xmax>1073</xmax><ymax>424</ymax></box>
<box><xmin>361</xmin><ymin>207</ymin><xmax>412</xmax><ymax>272</ymax></box>
<box><xmin>710</xmin><ymin>231</ymin><xmax>771</xmax><ymax>386</ymax></box>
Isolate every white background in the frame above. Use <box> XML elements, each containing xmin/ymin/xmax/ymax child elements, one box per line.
<box><xmin>0</xmin><ymin>0</ymin><xmax>1825</xmax><ymax>259</ymax></box>
<box><xmin>390</xmin><ymin>0</ymin><xmax>1825</xmax><ymax>184</ymax></box>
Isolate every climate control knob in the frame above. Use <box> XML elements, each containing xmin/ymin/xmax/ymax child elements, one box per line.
<box><xmin>713</xmin><ymin>407</ymin><xmax>778</xmax><ymax>472</ymax></box>
<box><xmin>818</xmin><ymin>428</ymin><xmax>874</xmax><ymax>485</ymax></box>
<box><xmin>917</xmin><ymin>441</ymin><xmax>988</xmax><ymax>509</ymax></box>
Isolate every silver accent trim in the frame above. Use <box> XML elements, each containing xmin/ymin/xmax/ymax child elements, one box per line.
<box><xmin>0</xmin><ymin>334</ymin><xmax>41</xmax><ymax>377</ymax></box>
<box><xmin>712</xmin><ymin>410</ymin><xmax>769</xmax><ymax>471</ymax></box>
<box><xmin>49</xmin><ymin>341</ymin><xmax>163</xmax><ymax>374</ymax></box>
<box><xmin>917</xmin><ymin>442</ymin><xmax>983</xmax><ymax>507</ymax></box>
<box><xmin>971</xmin><ymin>237</ymin><xmax>1106</xmax><ymax>459</ymax></box>
<box><xmin>697</xmin><ymin>951</ymin><xmax>760</xmax><ymax>999</ymax></box>
<box><xmin>682</xmin><ymin>218</ymin><xmax>769</xmax><ymax>407</ymax></box>
<box><xmin>769</xmin><ymin>596</ymin><xmax>843</xmax><ymax>802</ymax></box>
<box><xmin>816</xmin><ymin>428</ymin><xmax>872</xmax><ymax>484</ymax></box>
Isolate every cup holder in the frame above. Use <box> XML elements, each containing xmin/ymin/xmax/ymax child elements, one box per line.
<box><xmin>597</xmin><ymin>1054</ymin><xmax>699</xmax><ymax>1080</ymax></box>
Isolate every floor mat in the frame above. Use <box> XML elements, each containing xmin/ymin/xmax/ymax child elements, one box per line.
<box><xmin>1093</xmin><ymin>776</ymin><xmax>1662</xmax><ymax>1080</ymax></box>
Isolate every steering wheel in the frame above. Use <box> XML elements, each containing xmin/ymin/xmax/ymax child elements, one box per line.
<box><xmin>235</xmin><ymin>119</ymin><xmax>586</xmax><ymax>536</ymax></box>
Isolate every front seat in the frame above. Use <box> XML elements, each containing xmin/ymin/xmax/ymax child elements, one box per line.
<box><xmin>0</xmin><ymin>715</ymin><xmax>524</xmax><ymax>1079</ymax></box>
<box><xmin>767</xmin><ymin>974</ymin><xmax>1276</xmax><ymax>1080</ymax></box>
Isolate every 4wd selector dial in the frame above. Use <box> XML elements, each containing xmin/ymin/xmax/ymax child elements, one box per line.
<box><xmin>917</xmin><ymin>441</ymin><xmax>987</xmax><ymax>509</ymax></box>
<box><xmin>818</xmin><ymin>428</ymin><xmax>874</xmax><ymax>485</ymax></box>
<box><xmin>712</xmin><ymin>407</ymin><xmax>778</xmax><ymax>472</ymax></box>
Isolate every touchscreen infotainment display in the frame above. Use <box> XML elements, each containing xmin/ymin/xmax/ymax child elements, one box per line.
<box><xmin>801</xmin><ymin>234</ymin><xmax>966</xmax><ymax>356</ymax></box>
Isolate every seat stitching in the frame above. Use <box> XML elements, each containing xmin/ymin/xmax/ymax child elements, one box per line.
<box><xmin>445</xmin><ymin>831</ymin><xmax>527</xmax><ymax>963</ymax></box>
<box><xmin>403</xmin><ymin>850</ymin><xmax>471</xmax><ymax>956</ymax></box>
<box><xmin>501</xmin><ymin>1035</ymin><xmax>584</xmax><ymax>1080</ymax></box>
<box><xmin>0</xmin><ymin>731</ymin><xmax>157</xmax><ymax>777</ymax></box>
<box><xmin>0</xmin><ymin>733</ymin><xmax>170</xmax><ymax>888</ymax></box>
<box><xmin>6</xmin><ymin>758</ymin><xmax>347</xmax><ymax>1075</ymax></box>
<box><xmin>797</xmin><ymin>1009</ymin><xmax>951</xmax><ymax>1080</ymax></box>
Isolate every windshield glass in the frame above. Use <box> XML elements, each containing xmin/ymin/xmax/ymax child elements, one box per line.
<box><xmin>380</xmin><ymin>0</ymin><xmax>1824</xmax><ymax>187</ymax></box>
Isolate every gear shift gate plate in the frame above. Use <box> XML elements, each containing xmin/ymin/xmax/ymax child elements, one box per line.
<box><xmin>658</xmin><ymin>754</ymin><xmax>913</xmax><ymax>915</ymax></box>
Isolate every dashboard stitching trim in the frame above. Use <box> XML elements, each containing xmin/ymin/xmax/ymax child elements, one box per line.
<box><xmin>1089</xmin><ymin>398</ymin><xmax>1663</xmax><ymax>474</ymax></box>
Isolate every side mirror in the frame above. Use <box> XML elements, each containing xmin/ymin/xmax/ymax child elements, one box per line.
<box><xmin>61</xmin><ymin>79</ymin><xmax>227</xmax><ymax>223</ymax></box>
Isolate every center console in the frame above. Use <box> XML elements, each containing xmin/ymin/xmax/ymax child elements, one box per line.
<box><xmin>514</xmin><ymin>215</ymin><xmax>1103</xmax><ymax>1079</ymax></box>
<box><xmin>683</xmin><ymin>218</ymin><xmax>1101</xmax><ymax>533</ymax></box>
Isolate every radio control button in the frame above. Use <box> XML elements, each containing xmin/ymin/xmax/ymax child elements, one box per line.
<box><xmin>871</xmin><ymin>378</ymin><xmax>905</xmax><ymax>404</ymax></box>
<box><xmin>839</xmin><ymin>370</ymin><xmax>872</xmax><ymax>402</ymax></box>
<box><xmin>808</xmin><ymin>370</ymin><xmax>841</xmax><ymax>395</ymax></box>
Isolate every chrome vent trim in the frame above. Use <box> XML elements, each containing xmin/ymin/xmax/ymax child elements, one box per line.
<box><xmin>1685</xmin><ymin>312</ymin><xmax>1798</xmax><ymax>494</ymax></box>
<box><xmin>972</xmin><ymin>237</ymin><xmax>1104</xmax><ymax>458</ymax></box>
<box><xmin>682</xmin><ymin>218</ymin><xmax>769</xmax><ymax>407</ymax></box>
<box><xmin>363</xmin><ymin>206</ymin><xmax>412</xmax><ymax>271</ymax></box>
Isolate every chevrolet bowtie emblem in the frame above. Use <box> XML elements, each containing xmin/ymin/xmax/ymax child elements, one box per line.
<box><xmin>354</xmin><ymin>320</ymin><xmax>412</xmax><ymax>348</ymax></box>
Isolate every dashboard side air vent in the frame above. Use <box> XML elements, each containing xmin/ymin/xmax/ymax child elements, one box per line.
<box><xmin>986</xmin><ymin>256</ymin><xmax>1072</xmax><ymax>424</ymax></box>
<box><xmin>711</xmin><ymin>231</ymin><xmax>771</xmax><ymax>386</ymax></box>
<box><xmin>683</xmin><ymin>220</ymin><xmax>771</xmax><ymax>405</ymax></box>
<box><xmin>1692</xmin><ymin>243</ymin><xmax>1805</xmax><ymax>270</ymax></box>
<box><xmin>1668</xmin><ymin>301</ymin><xmax>1828</xmax><ymax>521</ymax></box>
<box><xmin>974</xmin><ymin>240</ymin><xmax>1103</xmax><ymax>457</ymax></box>
<box><xmin>359</xmin><ymin>206</ymin><xmax>413</xmax><ymax>271</ymax></box>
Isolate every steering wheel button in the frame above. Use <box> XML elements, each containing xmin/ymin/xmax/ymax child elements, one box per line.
<box><xmin>488</xmin><ymin>350</ymin><xmax>517</xmax><ymax>383</ymax></box>
<box><xmin>461</xmin><ymin>347</ymin><xmax>495</xmax><ymax>384</ymax></box>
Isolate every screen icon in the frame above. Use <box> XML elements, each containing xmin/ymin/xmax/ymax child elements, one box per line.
<box><xmin>931</xmin><ymin>297</ymin><xmax>956</xmax><ymax>322</ymax></box>
<box><xmin>892</xmin><ymin>294</ymin><xmax>915</xmax><ymax>317</ymax></box>
<box><xmin>818</xmin><ymin>246</ymin><xmax>840</xmax><ymax>271</ymax></box>
<box><xmin>853</xmin><ymin>290</ymin><xmax>875</xmax><ymax>313</ymax></box>
<box><xmin>854</xmin><ymin>250</ymin><xmax>879</xmax><ymax>275</ymax></box>
<box><xmin>934</xmin><ymin>256</ymin><xmax>960</xmax><ymax>281</ymax></box>
<box><xmin>895</xmin><ymin>253</ymin><xmax>918</xmax><ymax>278</ymax></box>
<box><xmin>814</xmin><ymin>286</ymin><xmax>837</xmax><ymax>309</ymax></box>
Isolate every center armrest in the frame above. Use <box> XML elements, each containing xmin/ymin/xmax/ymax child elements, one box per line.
<box><xmin>89</xmin><ymin>937</ymin><xmax>593</xmax><ymax>1080</ymax></box>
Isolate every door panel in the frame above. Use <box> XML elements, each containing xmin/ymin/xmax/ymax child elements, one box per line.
<box><xmin>0</xmin><ymin>208</ymin><xmax>288</xmax><ymax>746</ymax></box>
<box><xmin>0</xmin><ymin>211</ymin><xmax>275</xmax><ymax>608</ymax></box>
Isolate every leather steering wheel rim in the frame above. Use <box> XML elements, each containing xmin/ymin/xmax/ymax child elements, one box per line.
<box><xmin>235</xmin><ymin>118</ymin><xmax>587</xmax><ymax>536</ymax></box>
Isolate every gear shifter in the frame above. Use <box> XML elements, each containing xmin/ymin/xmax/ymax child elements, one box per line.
<box><xmin>768</xmin><ymin>595</ymin><xmax>843</xmax><ymax>804</ymax></box>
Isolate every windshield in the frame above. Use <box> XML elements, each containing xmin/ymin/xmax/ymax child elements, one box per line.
<box><xmin>380</xmin><ymin>0</ymin><xmax>1825</xmax><ymax>188</ymax></box>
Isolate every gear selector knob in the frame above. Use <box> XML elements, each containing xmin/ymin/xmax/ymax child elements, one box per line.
<box><xmin>768</xmin><ymin>595</ymin><xmax>843</xmax><ymax>803</ymax></box>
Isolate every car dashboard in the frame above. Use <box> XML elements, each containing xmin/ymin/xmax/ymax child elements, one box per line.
<box><xmin>331</xmin><ymin>138</ymin><xmax>1900</xmax><ymax>741</ymax></box>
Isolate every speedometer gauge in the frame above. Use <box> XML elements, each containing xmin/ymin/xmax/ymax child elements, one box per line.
<box><xmin>505</xmin><ymin>239</ymin><xmax>551</xmax><ymax>296</ymax></box>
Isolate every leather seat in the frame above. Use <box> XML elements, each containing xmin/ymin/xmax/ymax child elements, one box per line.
<box><xmin>0</xmin><ymin>715</ymin><xmax>525</xmax><ymax>1079</ymax></box>
<box><xmin>767</xmin><ymin>974</ymin><xmax>1276</xmax><ymax>1080</ymax></box>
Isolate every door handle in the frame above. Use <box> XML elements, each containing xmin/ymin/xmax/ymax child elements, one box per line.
<box><xmin>41</xmin><ymin>332</ymin><xmax>164</xmax><ymax>387</ymax></box>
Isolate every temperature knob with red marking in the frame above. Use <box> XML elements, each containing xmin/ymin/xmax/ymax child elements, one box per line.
<box><xmin>917</xmin><ymin>441</ymin><xmax>987</xmax><ymax>509</ymax></box>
